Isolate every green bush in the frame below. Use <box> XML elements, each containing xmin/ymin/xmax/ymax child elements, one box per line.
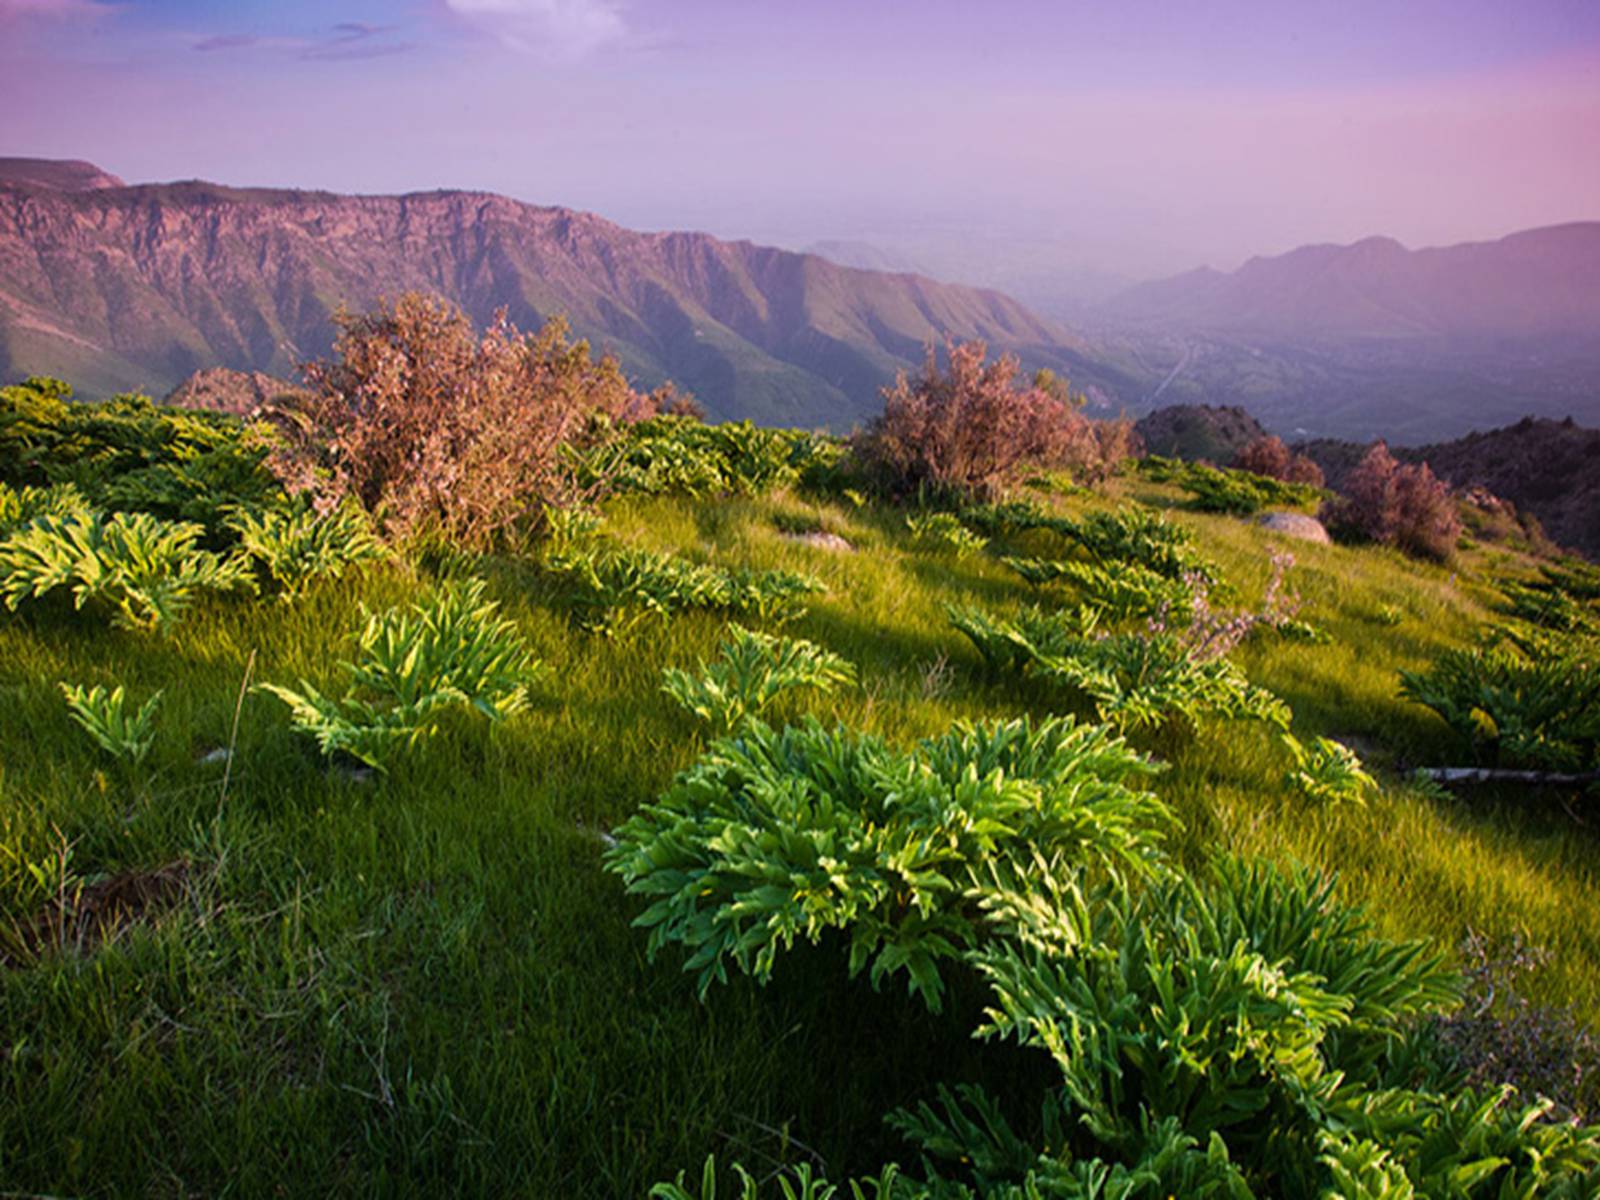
<box><xmin>905</xmin><ymin>510</ymin><xmax>988</xmax><ymax>556</ymax></box>
<box><xmin>582</xmin><ymin>415</ymin><xmax>841</xmax><ymax>499</ymax></box>
<box><xmin>1281</xmin><ymin>732</ymin><xmax>1375</xmax><ymax>806</ymax></box>
<box><xmin>607</xmin><ymin>716</ymin><xmax>1170</xmax><ymax>1011</ymax></box>
<box><xmin>1399</xmin><ymin>641</ymin><xmax>1600</xmax><ymax>771</ymax></box>
<box><xmin>661</xmin><ymin>625</ymin><xmax>855</xmax><ymax>733</ymax></box>
<box><xmin>951</xmin><ymin>605</ymin><xmax>1289</xmax><ymax>733</ymax></box>
<box><xmin>0</xmin><ymin>508</ymin><xmax>254</xmax><ymax>632</ymax></box>
<box><xmin>544</xmin><ymin>545</ymin><xmax>824</xmax><ymax>633</ymax></box>
<box><xmin>1179</xmin><ymin>463</ymin><xmax>1323</xmax><ymax>515</ymax></box>
<box><xmin>260</xmin><ymin>578</ymin><xmax>538</xmax><ymax>769</ymax></box>
<box><xmin>226</xmin><ymin>499</ymin><xmax>386</xmax><ymax>600</ymax></box>
<box><xmin>1001</xmin><ymin>555</ymin><xmax>1194</xmax><ymax>621</ymax></box>
<box><xmin>0</xmin><ymin>481</ymin><xmax>93</xmax><ymax>534</ymax></box>
<box><xmin>59</xmin><ymin>682</ymin><xmax>163</xmax><ymax>767</ymax></box>
<box><xmin>0</xmin><ymin>379</ymin><xmax>280</xmax><ymax>529</ymax></box>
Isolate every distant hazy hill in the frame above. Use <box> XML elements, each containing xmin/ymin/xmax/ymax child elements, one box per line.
<box><xmin>1106</xmin><ymin>225</ymin><xmax>1600</xmax><ymax>341</ymax></box>
<box><xmin>0</xmin><ymin>158</ymin><xmax>1128</xmax><ymax>426</ymax></box>
<box><xmin>1084</xmin><ymin>226</ymin><xmax>1600</xmax><ymax>443</ymax></box>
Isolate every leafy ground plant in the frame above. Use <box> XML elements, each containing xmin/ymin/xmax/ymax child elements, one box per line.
<box><xmin>1177</xmin><ymin>462</ymin><xmax>1323</xmax><ymax>515</ymax></box>
<box><xmin>0</xmin><ymin>508</ymin><xmax>254</xmax><ymax>632</ymax></box>
<box><xmin>661</xmin><ymin>625</ymin><xmax>856</xmax><ymax>732</ymax></box>
<box><xmin>260</xmin><ymin>577</ymin><xmax>538</xmax><ymax>768</ymax></box>
<box><xmin>607</xmin><ymin>716</ymin><xmax>1170</xmax><ymax>1012</ymax></box>
<box><xmin>1281</xmin><ymin>732</ymin><xmax>1375</xmax><ymax>806</ymax></box>
<box><xmin>1399</xmin><ymin>640</ymin><xmax>1600</xmax><ymax>771</ymax></box>
<box><xmin>59</xmin><ymin>683</ymin><xmax>163</xmax><ymax>767</ymax></box>
<box><xmin>1001</xmin><ymin>555</ymin><xmax>1194</xmax><ymax>621</ymax></box>
<box><xmin>905</xmin><ymin>511</ymin><xmax>988</xmax><ymax>556</ymax></box>
<box><xmin>226</xmin><ymin>498</ymin><xmax>385</xmax><ymax>600</ymax></box>
<box><xmin>544</xmin><ymin>545</ymin><xmax>824</xmax><ymax>632</ymax></box>
<box><xmin>951</xmin><ymin>604</ymin><xmax>1289</xmax><ymax>734</ymax></box>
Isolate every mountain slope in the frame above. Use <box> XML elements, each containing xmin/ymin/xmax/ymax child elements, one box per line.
<box><xmin>1089</xmin><ymin>225</ymin><xmax>1600</xmax><ymax>442</ymax></box>
<box><xmin>0</xmin><ymin>161</ymin><xmax>1126</xmax><ymax>426</ymax></box>
<box><xmin>1107</xmin><ymin>224</ymin><xmax>1600</xmax><ymax>340</ymax></box>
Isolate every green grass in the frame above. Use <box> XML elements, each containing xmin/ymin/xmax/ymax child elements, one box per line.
<box><xmin>2</xmin><ymin>475</ymin><xmax>1597</xmax><ymax>1194</ymax></box>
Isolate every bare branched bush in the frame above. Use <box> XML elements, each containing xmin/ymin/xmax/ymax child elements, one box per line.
<box><xmin>855</xmin><ymin>341</ymin><xmax>1130</xmax><ymax>500</ymax></box>
<box><xmin>269</xmin><ymin>293</ymin><xmax>661</xmax><ymax>547</ymax></box>
<box><xmin>1234</xmin><ymin>434</ymin><xmax>1325</xmax><ymax>487</ymax></box>
<box><xmin>1428</xmin><ymin>931</ymin><xmax>1600</xmax><ymax>1122</ymax></box>
<box><xmin>1322</xmin><ymin>440</ymin><xmax>1461</xmax><ymax>561</ymax></box>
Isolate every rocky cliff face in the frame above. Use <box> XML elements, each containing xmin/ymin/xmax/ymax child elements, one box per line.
<box><xmin>0</xmin><ymin>164</ymin><xmax>1124</xmax><ymax>426</ymax></box>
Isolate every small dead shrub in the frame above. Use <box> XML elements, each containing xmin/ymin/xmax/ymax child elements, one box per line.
<box><xmin>1234</xmin><ymin>434</ymin><xmax>1325</xmax><ymax>487</ymax></box>
<box><xmin>1322</xmin><ymin>441</ymin><xmax>1461</xmax><ymax>561</ymax></box>
<box><xmin>855</xmin><ymin>341</ymin><xmax>1131</xmax><ymax>501</ymax></box>
<box><xmin>1428</xmin><ymin>930</ymin><xmax>1600</xmax><ymax>1121</ymax></box>
<box><xmin>269</xmin><ymin>293</ymin><xmax>663</xmax><ymax>548</ymax></box>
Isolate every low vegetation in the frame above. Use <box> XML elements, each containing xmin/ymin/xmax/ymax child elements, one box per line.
<box><xmin>3</xmin><ymin>302</ymin><xmax>1599</xmax><ymax>1196</ymax></box>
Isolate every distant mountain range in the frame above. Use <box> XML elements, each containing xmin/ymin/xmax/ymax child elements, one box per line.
<box><xmin>1105</xmin><ymin>225</ymin><xmax>1600</xmax><ymax>340</ymax></box>
<box><xmin>1</xmin><ymin>157</ymin><xmax>1595</xmax><ymax>442</ymax></box>
<box><xmin>1090</xmin><ymin>225</ymin><xmax>1600</xmax><ymax>442</ymax></box>
<box><xmin>0</xmin><ymin>157</ymin><xmax>1126</xmax><ymax>427</ymax></box>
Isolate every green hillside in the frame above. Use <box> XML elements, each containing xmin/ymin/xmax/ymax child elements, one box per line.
<box><xmin>2</xmin><ymin>383</ymin><xmax>1599</xmax><ymax>1196</ymax></box>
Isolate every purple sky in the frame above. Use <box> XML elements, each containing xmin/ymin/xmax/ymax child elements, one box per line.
<box><xmin>3</xmin><ymin>0</ymin><xmax>1597</xmax><ymax>294</ymax></box>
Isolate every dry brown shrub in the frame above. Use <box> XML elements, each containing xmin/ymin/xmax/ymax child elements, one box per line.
<box><xmin>1321</xmin><ymin>440</ymin><xmax>1461</xmax><ymax>560</ymax></box>
<box><xmin>1235</xmin><ymin>434</ymin><xmax>1325</xmax><ymax>487</ymax></box>
<box><xmin>269</xmin><ymin>293</ymin><xmax>661</xmax><ymax>547</ymax></box>
<box><xmin>857</xmin><ymin>340</ymin><xmax>1128</xmax><ymax>499</ymax></box>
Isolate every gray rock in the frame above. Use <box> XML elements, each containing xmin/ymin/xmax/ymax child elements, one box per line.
<box><xmin>1257</xmin><ymin>511</ymin><xmax>1330</xmax><ymax>543</ymax></box>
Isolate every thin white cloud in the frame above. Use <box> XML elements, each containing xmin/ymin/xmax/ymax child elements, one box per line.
<box><xmin>444</xmin><ymin>0</ymin><xmax>626</xmax><ymax>56</ymax></box>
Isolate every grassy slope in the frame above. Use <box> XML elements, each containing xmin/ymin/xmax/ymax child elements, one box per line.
<box><xmin>1</xmin><ymin>478</ymin><xmax>1596</xmax><ymax>1195</ymax></box>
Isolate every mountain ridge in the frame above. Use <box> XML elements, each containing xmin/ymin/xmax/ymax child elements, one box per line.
<box><xmin>1106</xmin><ymin>223</ymin><xmax>1600</xmax><ymax>340</ymax></box>
<box><xmin>0</xmin><ymin>160</ymin><xmax>1128</xmax><ymax>426</ymax></box>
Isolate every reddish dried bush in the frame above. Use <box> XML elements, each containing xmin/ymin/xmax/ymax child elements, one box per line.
<box><xmin>1075</xmin><ymin>414</ymin><xmax>1143</xmax><ymax>485</ymax></box>
<box><xmin>1321</xmin><ymin>441</ymin><xmax>1461</xmax><ymax>561</ymax></box>
<box><xmin>270</xmin><ymin>294</ymin><xmax>660</xmax><ymax>547</ymax></box>
<box><xmin>857</xmin><ymin>341</ymin><xmax>1128</xmax><ymax>499</ymax></box>
<box><xmin>1234</xmin><ymin>434</ymin><xmax>1325</xmax><ymax>488</ymax></box>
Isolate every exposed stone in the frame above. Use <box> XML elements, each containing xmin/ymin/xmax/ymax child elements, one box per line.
<box><xmin>1257</xmin><ymin>511</ymin><xmax>1330</xmax><ymax>543</ymax></box>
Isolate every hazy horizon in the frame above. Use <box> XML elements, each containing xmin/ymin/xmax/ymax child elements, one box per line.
<box><xmin>3</xmin><ymin>0</ymin><xmax>1598</xmax><ymax>301</ymax></box>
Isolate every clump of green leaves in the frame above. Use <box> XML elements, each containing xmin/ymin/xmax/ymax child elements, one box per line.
<box><xmin>226</xmin><ymin>499</ymin><xmax>385</xmax><ymax>600</ymax></box>
<box><xmin>260</xmin><ymin>578</ymin><xmax>538</xmax><ymax>769</ymax></box>
<box><xmin>661</xmin><ymin>625</ymin><xmax>855</xmax><ymax>732</ymax></box>
<box><xmin>951</xmin><ymin>605</ymin><xmax>1289</xmax><ymax>733</ymax></box>
<box><xmin>1496</xmin><ymin>579</ymin><xmax>1598</xmax><ymax>636</ymax></box>
<box><xmin>582</xmin><ymin>415</ymin><xmax>841</xmax><ymax>499</ymax></box>
<box><xmin>1282</xmin><ymin>732</ymin><xmax>1375</xmax><ymax>806</ymax></box>
<box><xmin>544</xmin><ymin>545</ymin><xmax>824</xmax><ymax>633</ymax></box>
<box><xmin>59</xmin><ymin>683</ymin><xmax>163</xmax><ymax>767</ymax></box>
<box><xmin>1399</xmin><ymin>640</ymin><xmax>1600</xmax><ymax>771</ymax></box>
<box><xmin>0</xmin><ymin>508</ymin><xmax>254</xmax><ymax>632</ymax></box>
<box><xmin>0</xmin><ymin>481</ymin><xmax>94</xmax><ymax>534</ymax></box>
<box><xmin>652</xmin><ymin>1158</ymin><xmax>902</xmax><ymax>1200</ymax></box>
<box><xmin>1177</xmin><ymin>462</ymin><xmax>1324</xmax><ymax>515</ymax></box>
<box><xmin>905</xmin><ymin>510</ymin><xmax>988</xmax><ymax>556</ymax></box>
<box><xmin>607</xmin><ymin>716</ymin><xmax>1169</xmax><ymax>1011</ymax></box>
<box><xmin>0</xmin><ymin>379</ymin><xmax>281</xmax><ymax>530</ymax></box>
<box><xmin>1002</xmin><ymin>555</ymin><xmax>1194</xmax><ymax>621</ymax></box>
<box><xmin>1370</xmin><ymin>603</ymin><xmax>1405</xmax><ymax>627</ymax></box>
